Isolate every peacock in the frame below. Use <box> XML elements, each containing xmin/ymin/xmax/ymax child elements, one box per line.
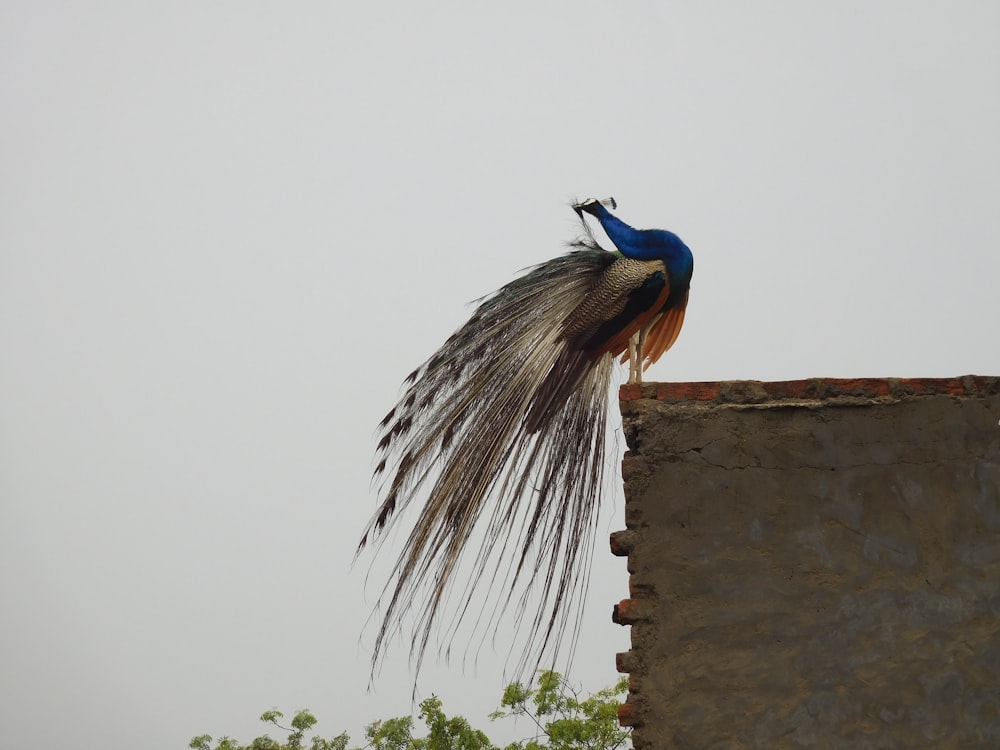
<box><xmin>359</xmin><ymin>197</ymin><xmax>693</xmax><ymax>679</ymax></box>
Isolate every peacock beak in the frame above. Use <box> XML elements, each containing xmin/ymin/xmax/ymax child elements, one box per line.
<box><xmin>573</xmin><ymin>197</ymin><xmax>617</xmax><ymax>219</ymax></box>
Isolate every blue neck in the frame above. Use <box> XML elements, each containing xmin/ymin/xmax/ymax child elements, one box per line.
<box><xmin>588</xmin><ymin>203</ymin><xmax>694</xmax><ymax>284</ymax></box>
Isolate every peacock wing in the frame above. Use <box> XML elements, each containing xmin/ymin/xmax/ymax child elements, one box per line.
<box><xmin>639</xmin><ymin>288</ymin><xmax>689</xmax><ymax>370</ymax></box>
<box><xmin>567</xmin><ymin>257</ymin><xmax>671</xmax><ymax>358</ymax></box>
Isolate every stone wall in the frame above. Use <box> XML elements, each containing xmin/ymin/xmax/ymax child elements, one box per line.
<box><xmin>611</xmin><ymin>377</ymin><xmax>1000</xmax><ymax>749</ymax></box>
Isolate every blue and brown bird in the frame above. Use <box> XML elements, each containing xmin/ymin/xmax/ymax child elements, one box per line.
<box><xmin>359</xmin><ymin>198</ymin><xmax>693</xmax><ymax>678</ymax></box>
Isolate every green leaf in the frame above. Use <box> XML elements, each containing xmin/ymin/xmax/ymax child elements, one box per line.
<box><xmin>260</xmin><ymin>710</ymin><xmax>284</xmax><ymax>725</ymax></box>
<box><xmin>190</xmin><ymin>671</ymin><xmax>628</xmax><ymax>750</ymax></box>
<box><xmin>291</xmin><ymin>710</ymin><xmax>318</xmax><ymax>732</ymax></box>
<box><xmin>250</xmin><ymin>736</ymin><xmax>280</xmax><ymax>750</ymax></box>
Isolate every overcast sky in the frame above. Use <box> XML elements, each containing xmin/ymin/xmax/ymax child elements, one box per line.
<box><xmin>2</xmin><ymin>2</ymin><xmax>999</xmax><ymax>749</ymax></box>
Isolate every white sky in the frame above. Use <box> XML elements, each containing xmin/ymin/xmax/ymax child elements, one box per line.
<box><xmin>2</xmin><ymin>2</ymin><xmax>998</xmax><ymax>748</ymax></box>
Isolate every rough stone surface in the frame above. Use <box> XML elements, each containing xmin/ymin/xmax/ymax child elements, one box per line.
<box><xmin>614</xmin><ymin>377</ymin><xmax>1000</xmax><ymax>749</ymax></box>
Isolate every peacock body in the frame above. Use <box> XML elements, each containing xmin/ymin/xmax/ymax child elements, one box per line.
<box><xmin>359</xmin><ymin>198</ymin><xmax>693</xmax><ymax>678</ymax></box>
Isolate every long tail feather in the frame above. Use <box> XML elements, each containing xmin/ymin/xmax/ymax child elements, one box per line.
<box><xmin>359</xmin><ymin>242</ymin><xmax>617</xmax><ymax>678</ymax></box>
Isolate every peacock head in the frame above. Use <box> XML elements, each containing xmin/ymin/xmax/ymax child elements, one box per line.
<box><xmin>573</xmin><ymin>198</ymin><xmax>692</xmax><ymax>280</ymax></box>
<box><xmin>573</xmin><ymin>197</ymin><xmax>617</xmax><ymax>219</ymax></box>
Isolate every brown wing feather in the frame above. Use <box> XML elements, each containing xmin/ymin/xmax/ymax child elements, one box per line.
<box><xmin>594</xmin><ymin>281</ymin><xmax>672</xmax><ymax>359</ymax></box>
<box><xmin>640</xmin><ymin>290</ymin><xmax>689</xmax><ymax>370</ymax></box>
<box><xmin>616</xmin><ymin>289</ymin><xmax>690</xmax><ymax>368</ymax></box>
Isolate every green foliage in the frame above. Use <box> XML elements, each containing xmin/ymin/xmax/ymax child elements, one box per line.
<box><xmin>420</xmin><ymin>696</ymin><xmax>493</xmax><ymax>750</ymax></box>
<box><xmin>491</xmin><ymin>672</ymin><xmax>629</xmax><ymax>750</ymax></box>
<box><xmin>189</xmin><ymin>671</ymin><xmax>628</xmax><ymax>750</ymax></box>
<box><xmin>189</xmin><ymin>709</ymin><xmax>348</xmax><ymax>750</ymax></box>
<box><xmin>362</xmin><ymin>715</ymin><xmax>415</xmax><ymax>750</ymax></box>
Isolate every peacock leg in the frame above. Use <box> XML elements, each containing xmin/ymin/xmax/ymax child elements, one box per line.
<box><xmin>628</xmin><ymin>334</ymin><xmax>640</xmax><ymax>384</ymax></box>
<box><xmin>635</xmin><ymin>328</ymin><xmax>647</xmax><ymax>384</ymax></box>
